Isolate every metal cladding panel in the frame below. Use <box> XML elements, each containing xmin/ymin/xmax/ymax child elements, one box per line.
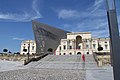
<box><xmin>107</xmin><ymin>9</ymin><xmax>120</xmax><ymax>80</ymax></box>
<box><xmin>32</xmin><ymin>21</ymin><xmax>69</xmax><ymax>55</ymax></box>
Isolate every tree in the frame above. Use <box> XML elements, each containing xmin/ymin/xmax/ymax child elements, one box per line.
<box><xmin>8</xmin><ymin>51</ymin><xmax>12</xmax><ymax>53</ymax></box>
<box><xmin>16</xmin><ymin>52</ymin><xmax>20</xmax><ymax>54</ymax></box>
<box><xmin>97</xmin><ymin>47</ymin><xmax>103</xmax><ymax>51</ymax></box>
<box><xmin>3</xmin><ymin>49</ymin><xmax>8</xmax><ymax>53</ymax></box>
<box><xmin>14</xmin><ymin>52</ymin><xmax>20</xmax><ymax>55</ymax></box>
<box><xmin>48</xmin><ymin>48</ymin><xmax>53</xmax><ymax>52</ymax></box>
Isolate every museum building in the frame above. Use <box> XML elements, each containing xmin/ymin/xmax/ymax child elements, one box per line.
<box><xmin>20</xmin><ymin>21</ymin><xmax>110</xmax><ymax>55</ymax></box>
<box><xmin>55</xmin><ymin>32</ymin><xmax>110</xmax><ymax>55</ymax></box>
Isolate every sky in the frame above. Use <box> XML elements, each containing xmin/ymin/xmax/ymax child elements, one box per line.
<box><xmin>0</xmin><ymin>0</ymin><xmax>120</xmax><ymax>53</ymax></box>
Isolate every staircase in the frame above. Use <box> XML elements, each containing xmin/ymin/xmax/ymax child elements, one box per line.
<box><xmin>26</xmin><ymin>54</ymin><xmax>102</xmax><ymax>70</ymax></box>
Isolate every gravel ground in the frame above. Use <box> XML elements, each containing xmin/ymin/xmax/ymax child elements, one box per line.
<box><xmin>0</xmin><ymin>69</ymin><xmax>86</xmax><ymax>80</ymax></box>
<box><xmin>0</xmin><ymin>55</ymin><xmax>113</xmax><ymax>80</ymax></box>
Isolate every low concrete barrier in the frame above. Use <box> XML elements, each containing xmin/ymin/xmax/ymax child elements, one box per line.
<box><xmin>24</xmin><ymin>54</ymin><xmax>48</xmax><ymax>65</ymax></box>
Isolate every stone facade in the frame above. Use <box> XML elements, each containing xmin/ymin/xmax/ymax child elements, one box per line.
<box><xmin>20</xmin><ymin>33</ymin><xmax>110</xmax><ymax>55</ymax></box>
<box><xmin>20</xmin><ymin>40</ymin><xmax>36</xmax><ymax>55</ymax></box>
<box><xmin>55</xmin><ymin>32</ymin><xmax>110</xmax><ymax>55</ymax></box>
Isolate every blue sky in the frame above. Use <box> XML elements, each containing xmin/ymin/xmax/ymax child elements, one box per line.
<box><xmin>0</xmin><ymin>0</ymin><xmax>120</xmax><ymax>52</ymax></box>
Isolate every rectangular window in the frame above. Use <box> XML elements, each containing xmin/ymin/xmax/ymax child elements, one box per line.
<box><xmin>105</xmin><ymin>45</ymin><xmax>108</xmax><ymax>49</ymax></box>
<box><xmin>93</xmin><ymin>44</ymin><xmax>96</xmax><ymax>49</ymax></box>
<box><xmin>32</xmin><ymin>46</ymin><xmax>34</xmax><ymax>50</ymax></box>
<box><xmin>23</xmin><ymin>46</ymin><xmax>25</xmax><ymax>49</ymax></box>
<box><xmin>70</xmin><ymin>46</ymin><xmax>72</xmax><ymax>49</ymax></box>
<box><xmin>86</xmin><ymin>45</ymin><xmax>89</xmax><ymax>49</ymax></box>
<box><xmin>63</xmin><ymin>45</ymin><xmax>66</xmax><ymax>50</ymax></box>
<box><xmin>59</xmin><ymin>46</ymin><xmax>61</xmax><ymax>50</ymax></box>
<box><xmin>78</xmin><ymin>46</ymin><xmax>81</xmax><ymax>49</ymax></box>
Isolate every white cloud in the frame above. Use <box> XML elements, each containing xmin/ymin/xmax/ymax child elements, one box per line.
<box><xmin>76</xmin><ymin>18</ymin><xmax>107</xmax><ymax>30</ymax></box>
<box><xmin>57</xmin><ymin>0</ymin><xmax>109</xmax><ymax>37</ymax></box>
<box><xmin>75</xmin><ymin>22</ymin><xmax>109</xmax><ymax>38</ymax></box>
<box><xmin>58</xmin><ymin>9</ymin><xmax>80</xmax><ymax>19</ymax></box>
<box><xmin>88</xmin><ymin>0</ymin><xmax>104</xmax><ymax>14</ymax></box>
<box><xmin>12</xmin><ymin>37</ymin><xmax>25</xmax><ymax>41</ymax></box>
<box><xmin>0</xmin><ymin>0</ymin><xmax>42</xmax><ymax>22</ymax></box>
<box><xmin>57</xmin><ymin>0</ymin><xmax>119</xmax><ymax>37</ymax></box>
<box><xmin>32</xmin><ymin>0</ymin><xmax>42</xmax><ymax>19</ymax></box>
<box><xmin>57</xmin><ymin>0</ymin><xmax>105</xmax><ymax>20</ymax></box>
<box><xmin>63</xmin><ymin>24</ymin><xmax>71</xmax><ymax>28</ymax></box>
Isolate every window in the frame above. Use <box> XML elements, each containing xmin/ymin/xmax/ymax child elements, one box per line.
<box><xmin>63</xmin><ymin>45</ymin><xmax>66</xmax><ymax>50</ymax></box>
<box><xmin>105</xmin><ymin>41</ymin><xmax>107</xmax><ymax>43</ymax></box>
<box><xmin>23</xmin><ymin>46</ymin><xmax>25</xmax><ymax>49</ymax></box>
<box><xmin>78</xmin><ymin>46</ymin><xmax>81</xmax><ymax>49</ymax></box>
<box><xmin>105</xmin><ymin>45</ymin><xmax>108</xmax><ymax>49</ymax></box>
<box><xmin>32</xmin><ymin>46</ymin><xmax>34</xmax><ymax>50</ymax></box>
<box><xmin>68</xmin><ymin>40</ymin><xmax>70</xmax><ymax>43</ymax></box>
<box><xmin>86</xmin><ymin>45</ymin><xmax>89</xmax><ymax>49</ymax></box>
<box><xmin>93</xmin><ymin>44</ymin><xmax>96</xmax><ymax>49</ymax></box>
<box><xmin>59</xmin><ymin>53</ymin><xmax>61</xmax><ymax>55</ymax></box>
<box><xmin>24</xmin><ymin>44</ymin><xmax>26</xmax><ymax>45</ymax></box>
<box><xmin>59</xmin><ymin>46</ymin><xmax>61</xmax><ymax>50</ymax></box>
<box><xmin>70</xmin><ymin>46</ymin><xmax>72</xmax><ymax>49</ymax></box>
<box><xmin>69</xmin><ymin>53</ymin><xmax>72</xmax><ymax>55</ymax></box>
<box><xmin>87</xmin><ymin>52</ymin><xmax>89</xmax><ymax>54</ymax></box>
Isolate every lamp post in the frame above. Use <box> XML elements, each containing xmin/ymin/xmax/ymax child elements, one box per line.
<box><xmin>105</xmin><ymin>0</ymin><xmax>120</xmax><ymax>80</ymax></box>
<box><xmin>27</xmin><ymin>40</ymin><xmax>30</xmax><ymax>60</ymax></box>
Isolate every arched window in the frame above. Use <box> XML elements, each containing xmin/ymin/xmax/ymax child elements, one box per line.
<box><xmin>76</xmin><ymin>36</ymin><xmax>82</xmax><ymax>49</ymax></box>
<box><xmin>63</xmin><ymin>53</ymin><xmax>66</xmax><ymax>55</ymax></box>
<box><xmin>87</xmin><ymin>52</ymin><xmax>89</xmax><ymax>54</ymax></box>
<box><xmin>69</xmin><ymin>52</ymin><xmax>72</xmax><ymax>55</ymax></box>
<box><xmin>77</xmin><ymin>52</ymin><xmax>81</xmax><ymax>55</ymax></box>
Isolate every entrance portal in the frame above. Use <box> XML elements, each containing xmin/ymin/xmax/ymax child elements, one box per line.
<box><xmin>76</xmin><ymin>36</ymin><xmax>82</xmax><ymax>49</ymax></box>
<box><xmin>77</xmin><ymin>52</ymin><xmax>81</xmax><ymax>55</ymax></box>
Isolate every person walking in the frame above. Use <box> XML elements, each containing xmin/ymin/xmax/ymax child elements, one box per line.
<box><xmin>82</xmin><ymin>54</ymin><xmax>85</xmax><ymax>62</ymax></box>
<box><xmin>82</xmin><ymin>54</ymin><xmax>85</xmax><ymax>69</ymax></box>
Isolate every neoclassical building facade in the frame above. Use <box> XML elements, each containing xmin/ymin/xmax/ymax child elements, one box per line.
<box><xmin>20</xmin><ymin>32</ymin><xmax>110</xmax><ymax>55</ymax></box>
<box><xmin>20</xmin><ymin>40</ymin><xmax>36</xmax><ymax>55</ymax></box>
<box><xmin>55</xmin><ymin>32</ymin><xmax>110</xmax><ymax>55</ymax></box>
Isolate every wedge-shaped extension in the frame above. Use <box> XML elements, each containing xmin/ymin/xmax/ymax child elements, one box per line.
<box><xmin>32</xmin><ymin>20</ymin><xmax>69</xmax><ymax>55</ymax></box>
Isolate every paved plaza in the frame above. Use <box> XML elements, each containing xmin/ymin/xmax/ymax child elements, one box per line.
<box><xmin>0</xmin><ymin>55</ymin><xmax>113</xmax><ymax>80</ymax></box>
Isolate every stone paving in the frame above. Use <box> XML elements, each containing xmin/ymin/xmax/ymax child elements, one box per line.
<box><xmin>0</xmin><ymin>55</ymin><xmax>113</xmax><ymax>80</ymax></box>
